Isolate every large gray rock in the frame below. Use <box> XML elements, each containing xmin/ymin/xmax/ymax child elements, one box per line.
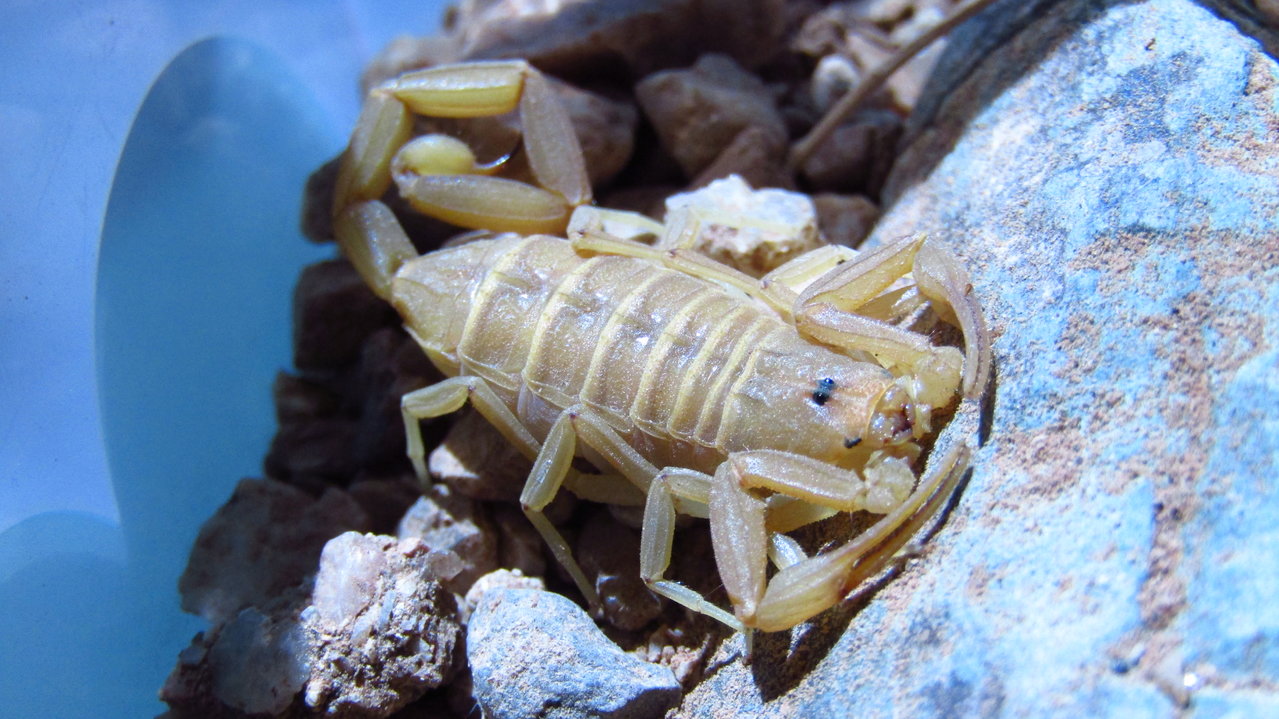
<box><xmin>469</xmin><ymin>588</ymin><xmax>682</xmax><ymax>719</ymax></box>
<box><xmin>676</xmin><ymin>0</ymin><xmax>1279</xmax><ymax>716</ymax></box>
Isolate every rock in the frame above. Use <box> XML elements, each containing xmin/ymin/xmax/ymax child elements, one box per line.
<box><xmin>808</xmin><ymin>53</ymin><xmax>862</xmax><ymax>115</ymax></box>
<box><xmin>812</xmin><ymin>192</ymin><xmax>880</xmax><ymax>248</ymax></box>
<box><xmin>206</xmin><ymin>608</ymin><xmax>311</xmax><ymax>716</ymax></box>
<box><xmin>454</xmin><ymin>0</ymin><xmax>787</xmax><ymax>79</ymax></box>
<box><xmin>576</xmin><ymin>512</ymin><xmax>662</xmax><ymax>632</ymax></box>
<box><xmin>160</xmin><ymin>616</ymin><xmax>311</xmax><ymax>719</ymax></box>
<box><xmin>788</xmin><ymin>0</ymin><xmax>954</xmax><ymax>112</ymax></box>
<box><xmin>348</xmin><ymin>327</ymin><xmax>440</xmax><ymax>472</ymax></box>
<box><xmin>397</xmin><ymin>485</ymin><xmax>499</xmax><ymax>594</ymax></box>
<box><xmin>491</xmin><ymin>503</ymin><xmax>548</xmax><ymax>578</ymax></box>
<box><xmin>690</xmin><ymin>125</ymin><xmax>794</xmax><ymax>192</ymax></box>
<box><xmin>550</xmin><ymin>77</ymin><xmax>638</xmax><ymax>188</ymax></box>
<box><xmin>463</xmin><ymin>568</ymin><xmax>547</xmax><ymax>618</ymax></box>
<box><xmin>1263</xmin><ymin>0</ymin><xmax>1279</xmax><ymax>26</ymax></box>
<box><xmin>304</xmin><ymin>533</ymin><xmax>463</xmax><ymax>717</ymax></box>
<box><xmin>292</xmin><ymin>259</ymin><xmax>397</xmax><ymax>372</ymax></box>
<box><xmin>178</xmin><ymin>479</ymin><xmax>369</xmax><ymax>624</ymax></box>
<box><xmin>635</xmin><ymin>54</ymin><xmax>788</xmax><ymax>180</ymax></box>
<box><xmin>660</xmin><ymin>175</ymin><xmax>822</xmax><ymax>276</ymax></box>
<box><xmin>165</xmin><ymin>526</ymin><xmax>461</xmax><ymax>718</ymax></box>
<box><xmin>272</xmin><ymin>371</ymin><xmax>340</xmax><ymax>425</ymax></box>
<box><xmin>301</xmin><ymin>155</ymin><xmax>341</xmax><ymax>243</ymax></box>
<box><xmin>345</xmin><ymin>475</ymin><xmax>423</xmax><ymax>535</ymax></box>
<box><xmin>674</xmin><ymin>0</ymin><xmax>1279</xmax><ymax>716</ymax></box>
<box><xmin>796</xmin><ymin>109</ymin><xmax>903</xmax><ymax>197</ymax></box>
<box><xmin>428</xmin><ymin>409</ymin><xmax>531</xmax><ymax>502</ymax></box>
<box><xmin>359</xmin><ymin>34</ymin><xmax>461</xmax><ymax>93</ymax></box>
<box><xmin>468</xmin><ymin>588</ymin><xmax>683</xmax><ymax>719</ymax></box>
<box><xmin>264</xmin><ymin>417</ymin><xmax>359</xmax><ymax>483</ymax></box>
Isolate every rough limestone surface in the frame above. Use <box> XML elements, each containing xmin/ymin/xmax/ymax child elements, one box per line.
<box><xmin>676</xmin><ymin>0</ymin><xmax>1279</xmax><ymax>716</ymax></box>
<box><xmin>469</xmin><ymin>588</ymin><xmax>683</xmax><ymax>719</ymax></box>
<box><xmin>661</xmin><ymin>175</ymin><xmax>822</xmax><ymax>276</ymax></box>
<box><xmin>303</xmin><ymin>532</ymin><xmax>462</xmax><ymax>717</ymax></box>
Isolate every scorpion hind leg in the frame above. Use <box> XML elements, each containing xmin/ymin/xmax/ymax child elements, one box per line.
<box><xmin>400</xmin><ymin>375</ymin><xmax>540</xmax><ymax>482</ymax></box>
<box><xmin>522</xmin><ymin>405</ymin><xmax>674</xmax><ymax>617</ymax></box>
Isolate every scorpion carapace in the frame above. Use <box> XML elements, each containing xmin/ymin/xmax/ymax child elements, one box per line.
<box><xmin>332</xmin><ymin>60</ymin><xmax>991</xmax><ymax>637</ymax></box>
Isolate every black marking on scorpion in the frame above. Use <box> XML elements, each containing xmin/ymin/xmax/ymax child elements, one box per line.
<box><xmin>811</xmin><ymin>377</ymin><xmax>837</xmax><ymax>406</ymax></box>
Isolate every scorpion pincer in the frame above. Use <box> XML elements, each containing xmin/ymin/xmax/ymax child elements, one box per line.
<box><xmin>330</xmin><ymin>59</ymin><xmax>993</xmax><ymax>637</ymax></box>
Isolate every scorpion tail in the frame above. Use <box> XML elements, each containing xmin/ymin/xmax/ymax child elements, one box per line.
<box><xmin>334</xmin><ymin>199</ymin><xmax>419</xmax><ymax>301</ymax></box>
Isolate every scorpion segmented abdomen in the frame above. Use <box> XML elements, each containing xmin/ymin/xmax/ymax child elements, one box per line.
<box><xmin>576</xmin><ymin>269</ymin><xmax>707</xmax><ymax>428</ymax></box>
<box><xmin>522</xmin><ymin>253</ymin><xmax>647</xmax><ymax>411</ymax></box>
<box><xmin>400</xmin><ymin>234</ymin><xmax>807</xmax><ymax>467</ymax></box>
<box><xmin>454</xmin><ymin>236</ymin><xmax>581</xmax><ymax>396</ymax></box>
<box><xmin>391</xmin><ymin>237</ymin><xmax>514</xmax><ymax>376</ymax></box>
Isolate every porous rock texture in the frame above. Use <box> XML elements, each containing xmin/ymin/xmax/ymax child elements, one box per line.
<box><xmin>675</xmin><ymin>0</ymin><xmax>1279</xmax><ymax>716</ymax></box>
<box><xmin>303</xmin><ymin>533</ymin><xmax>462</xmax><ymax>717</ymax></box>
<box><xmin>468</xmin><ymin>588</ymin><xmax>683</xmax><ymax>719</ymax></box>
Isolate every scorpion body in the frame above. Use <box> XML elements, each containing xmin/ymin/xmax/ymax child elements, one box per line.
<box><xmin>331</xmin><ymin>59</ymin><xmax>991</xmax><ymax>635</ymax></box>
<box><xmin>395</xmin><ymin>234</ymin><xmax>911</xmax><ymax>477</ymax></box>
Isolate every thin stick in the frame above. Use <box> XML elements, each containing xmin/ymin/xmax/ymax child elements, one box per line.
<box><xmin>787</xmin><ymin>0</ymin><xmax>1003</xmax><ymax>173</ymax></box>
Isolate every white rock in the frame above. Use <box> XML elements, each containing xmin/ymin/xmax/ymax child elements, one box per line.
<box><xmin>661</xmin><ymin>175</ymin><xmax>823</xmax><ymax>276</ymax></box>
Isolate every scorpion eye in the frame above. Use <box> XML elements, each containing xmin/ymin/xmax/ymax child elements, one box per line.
<box><xmin>811</xmin><ymin>377</ymin><xmax>837</xmax><ymax>406</ymax></box>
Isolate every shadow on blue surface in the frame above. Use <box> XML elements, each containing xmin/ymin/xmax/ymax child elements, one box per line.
<box><xmin>0</xmin><ymin>36</ymin><xmax>338</xmax><ymax>718</ymax></box>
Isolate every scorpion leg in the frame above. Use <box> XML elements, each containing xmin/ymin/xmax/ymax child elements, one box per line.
<box><xmin>521</xmin><ymin>409</ymin><xmax>600</xmax><ymax>611</ymax></box>
<box><xmin>522</xmin><ymin>405</ymin><xmax>690</xmax><ymax>614</ymax></box>
<box><xmin>638</xmin><ymin>471</ymin><xmax>744</xmax><ymax>632</ymax></box>
<box><xmin>911</xmin><ymin>240</ymin><xmax>993</xmax><ymax>398</ymax></box>
<box><xmin>759</xmin><ymin>244</ymin><xmax>859</xmax><ymax>296</ymax></box>
<box><xmin>794</xmin><ymin>234</ymin><xmax>990</xmax><ymax>401</ymax></box>
<box><xmin>707</xmin><ymin>449</ymin><xmax>913</xmax><ymax>627</ymax></box>
<box><xmin>712</xmin><ymin>444</ymin><xmax>969</xmax><ymax>631</ymax></box>
<box><xmin>400</xmin><ymin>375</ymin><xmax>540</xmax><ymax>481</ymax></box>
<box><xmin>570</xmin><ymin>230</ymin><xmax>797</xmax><ymax>319</ymax></box>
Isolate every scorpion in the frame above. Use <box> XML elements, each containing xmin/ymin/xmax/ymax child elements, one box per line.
<box><xmin>330</xmin><ymin>59</ymin><xmax>992</xmax><ymax>638</ymax></box>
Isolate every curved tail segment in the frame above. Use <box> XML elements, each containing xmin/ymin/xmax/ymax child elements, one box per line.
<box><xmin>334</xmin><ymin>200</ymin><xmax>418</xmax><ymax>302</ymax></box>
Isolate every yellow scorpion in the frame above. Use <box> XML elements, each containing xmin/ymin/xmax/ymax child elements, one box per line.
<box><xmin>331</xmin><ymin>60</ymin><xmax>992</xmax><ymax>636</ymax></box>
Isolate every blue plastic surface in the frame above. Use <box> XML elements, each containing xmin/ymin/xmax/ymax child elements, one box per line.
<box><xmin>6</xmin><ymin>36</ymin><xmax>335</xmax><ymax>719</ymax></box>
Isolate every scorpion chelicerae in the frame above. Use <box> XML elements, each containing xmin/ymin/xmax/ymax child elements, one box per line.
<box><xmin>330</xmin><ymin>59</ymin><xmax>992</xmax><ymax>637</ymax></box>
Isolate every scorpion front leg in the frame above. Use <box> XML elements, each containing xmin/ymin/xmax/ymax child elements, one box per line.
<box><xmin>709</xmin><ymin>444</ymin><xmax>970</xmax><ymax>632</ymax></box>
